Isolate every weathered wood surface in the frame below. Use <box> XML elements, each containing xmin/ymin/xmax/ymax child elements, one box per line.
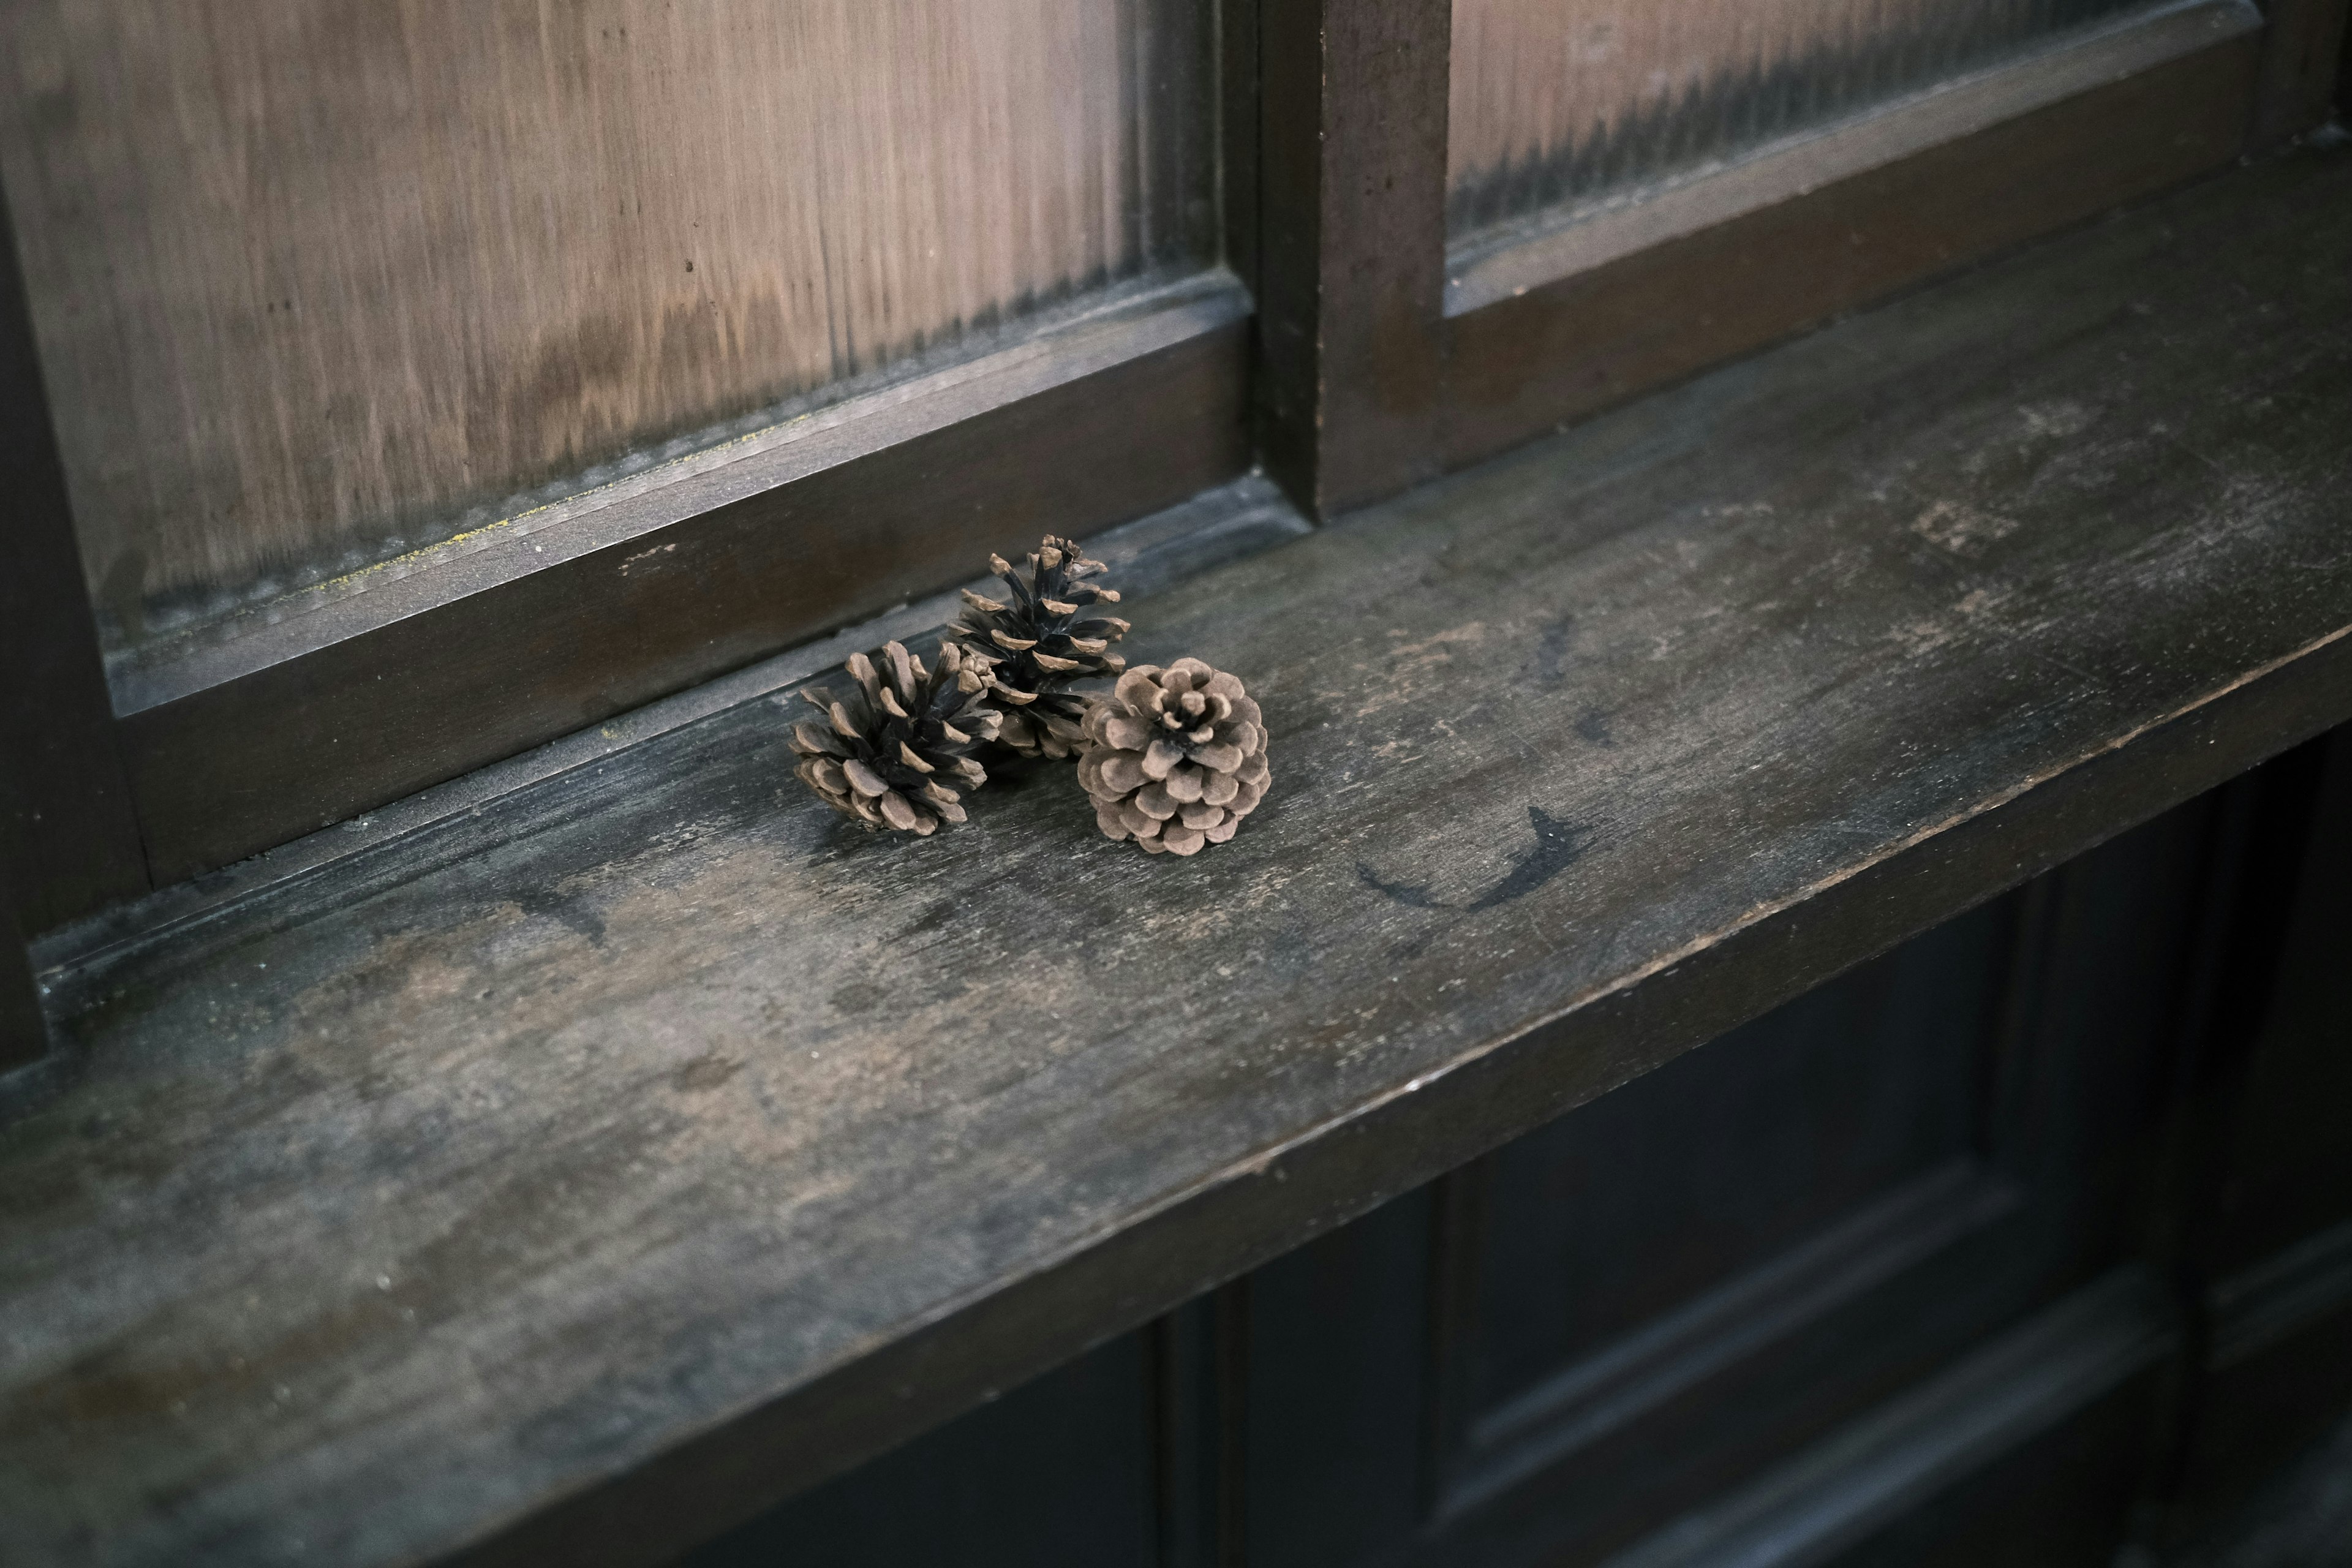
<box><xmin>3</xmin><ymin>147</ymin><xmax>2350</xmax><ymax>1568</ymax></box>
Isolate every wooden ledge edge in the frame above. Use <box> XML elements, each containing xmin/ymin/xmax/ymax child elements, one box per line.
<box><xmin>442</xmin><ymin>592</ymin><xmax>2352</xmax><ymax>1568</ymax></box>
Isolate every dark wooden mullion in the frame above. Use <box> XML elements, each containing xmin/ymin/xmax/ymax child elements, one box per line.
<box><xmin>1218</xmin><ymin>0</ymin><xmax>1262</xmax><ymax>303</ymax></box>
<box><xmin>1980</xmin><ymin>875</ymin><xmax>2064</xmax><ymax>1184</ymax></box>
<box><xmin>0</xmin><ymin>179</ymin><xmax>149</xmax><ymax>1028</ymax></box>
<box><xmin>0</xmin><ymin>889</ymin><xmax>44</xmax><ymax>1074</ymax></box>
<box><xmin>1420</xmin><ymin>1160</ymin><xmax>1493</xmax><ymax>1519</ymax></box>
<box><xmin>2250</xmin><ymin>0</ymin><xmax>2351</xmax><ymax>145</ymax></box>
<box><xmin>2135</xmin><ymin>738</ymin><xmax>2334</xmax><ymax>1506</ymax></box>
<box><xmin>1150</xmin><ymin>1294</ymin><xmax>1237</xmax><ymax>1568</ymax></box>
<box><xmin>1256</xmin><ymin>0</ymin><xmax>1452</xmax><ymax>519</ymax></box>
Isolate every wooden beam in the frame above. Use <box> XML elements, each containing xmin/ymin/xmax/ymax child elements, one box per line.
<box><xmin>0</xmin><ymin>178</ymin><xmax>149</xmax><ymax>951</ymax></box>
<box><xmin>0</xmin><ymin>889</ymin><xmax>44</xmax><ymax>1074</ymax></box>
<box><xmin>1255</xmin><ymin>0</ymin><xmax>1452</xmax><ymax>518</ymax></box>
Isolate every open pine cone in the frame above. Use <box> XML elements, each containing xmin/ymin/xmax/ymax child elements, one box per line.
<box><xmin>952</xmin><ymin>537</ymin><xmax>1130</xmax><ymax>759</ymax></box>
<box><xmin>790</xmin><ymin>641</ymin><xmax>1002</xmax><ymax>835</ymax></box>
<box><xmin>1077</xmin><ymin>658</ymin><xmax>1270</xmax><ymax>856</ymax></box>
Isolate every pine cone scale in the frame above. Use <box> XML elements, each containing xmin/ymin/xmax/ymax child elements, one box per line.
<box><xmin>952</xmin><ymin>535</ymin><xmax>1131</xmax><ymax>761</ymax></box>
<box><xmin>1081</xmin><ymin>658</ymin><xmax>1272</xmax><ymax>856</ymax></box>
<box><xmin>789</xmin><ymin>639</ymin><xmax>1001</xmax><ymax>835</ymax></box>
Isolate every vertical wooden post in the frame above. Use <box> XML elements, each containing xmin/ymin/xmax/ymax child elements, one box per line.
<box><xmin>1254</xmin><ymin>0</ymin><xmax>1452</xmax><ymax>520</ymax></box>
<box><xmin>0</xmin><ymin>891</ymin><xmax>44</xmax><ymax>1074</ymax></box>
<box><xmin>1</xmin><ymin>178</ymin><xmax>149</xmax><ymax>1064</ymax></box>
<box><xmin>2250</xmin><ymin>0</ymin><xmax>2351</xmax><ymax>145</ymax></box>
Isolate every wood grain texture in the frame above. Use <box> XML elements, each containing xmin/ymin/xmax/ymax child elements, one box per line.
<box><xmin>1</xmin><ymin>146</ymin><xmax>2348</xmax><ymax>1568</ymax></box>
<box><xmin>1256</xmin><ymin>0</ymin><xmax>1452</xmax><ymax>518</ymax></box>
<box><xmin>1439</xmin><ymin>0</ymin><xmax>2154</xmax><ymax>236</ymax></box>
<box><xmin>1446</xmin><ymin>0</ymin><xmax>2146</xmax><ymax>236</ymax></box>
<box><xmin>1441</xmin><ymin>34</ymin><xmax>2260</xmax><ymax>474</ymax></box>
<box><xmin>0</xmin><ymin>0</ymin><xmax>1212</xmax><ymax>638</ymax></box>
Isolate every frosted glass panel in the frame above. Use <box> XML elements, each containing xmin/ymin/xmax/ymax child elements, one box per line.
<box><xmin>0</xmin><ymin>0</ymin><xmax>1213</xmax><ymax>649</ymax></box>
<box><xmin>1449</xmin><ymin>0</ymin><xmax>2147</xmax><ymax>238</ymax></box>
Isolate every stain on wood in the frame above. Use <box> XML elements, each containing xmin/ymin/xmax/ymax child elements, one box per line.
<box><xmin>1</xmin><ymin>148</ymin><xmax>2348</xmax><ymax>1568</ymax></box>
<box><xmin>1359</xmin><ymin>806</ymin><xmax>1592</xmax><ymax>911</ymax></box>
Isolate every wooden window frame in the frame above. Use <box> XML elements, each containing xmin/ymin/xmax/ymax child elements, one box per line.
<box><xmin>1250</xmin><ymin>0</ymin><xmax>2328</xmax><ymax>518</ymax></box>
<box><xmin>2</xmin><ymin>5</ymin><xmax>1261</xmax><ymax>908</ymax></box>
<box><xmin>1</xmin><ymin>0</ymin><xmax>2344</xmax><ymax>1069</ymax></box>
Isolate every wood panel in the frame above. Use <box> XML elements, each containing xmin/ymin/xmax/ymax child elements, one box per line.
<box><xmin>1622</xmin><ymin>1277</ymin><xmax>2173</xmax><ymax>1568</ymax></box>
<box><xmin>685</xmin><ymin>810</ymin><xmax>2215</xmax><ymax>1568</ymax></box>
<box><xmin>681</xmin><ymin>1332</ymin><xmax>1161</xmax><ymax>1568</ymax></box>
<box><xmin>1403</xmin><ymin>811</ymin><xmax>2207</xmax><ymax>1566</ymax></box>
<box><xmin>1</xmin><ymin>148</ymin><xmax>2347</xmax><ymax>1568</ymax></box>
<box><xmin>2199</xmin><ymin>733</ymin><xmax>2352</xmax><ymax>1274</ymax></box>
<box><xmin>2148</xmin><ymin>730</ymin><xmax>2352</xmax><ymax>1543</ymax></box>
<box><xmin>1829</xmin><ymin>1379</ymin><xmax>2162</xmax><ymax>1568</ymax></box>
<box><xmin>0</xmin><ymin>895</ymin><xmax>43</xmax><ymax>1074</ymax></box>
<box><xmin>0</xmin><ymin>0</ymin><xmax>1213</xmax><ymax>636</ymax></box>
<box><xmin>1441</xmin><ymin>30</ymin><xmax>2260</xmax><ymax>473</ymax></box>
<box><xmin>1455</xmin><ymin>913</ymin><xmax>2001</xmax><ymax>1415</ymax></box>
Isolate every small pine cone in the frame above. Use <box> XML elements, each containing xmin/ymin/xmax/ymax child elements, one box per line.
<box><xmin>952</xmin><ymin>536</ymin><xmax>1131</xmax><ymax>760</ymax></box>
<box><xmin>790</xmin><ymin>640</ymin><xmax>1003</xmax><ymax>835</ymax></box>
<box><xmin>1077</xmin><ymin>658</ymin><xmax>1270</xmax><ymax>856</ymax></box>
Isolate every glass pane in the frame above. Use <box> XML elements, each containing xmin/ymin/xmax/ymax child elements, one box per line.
<box><xmin>1449</xmin><ymin>0</ymin><xmax>2149</xmax><ymax>240</ymax></box>
<box><xmin>0</xmin><ymin>0</ymin><xmax>1215</xmax><ymax>653</ymax></box>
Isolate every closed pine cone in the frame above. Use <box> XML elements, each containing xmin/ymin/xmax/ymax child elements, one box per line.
<box><xmin>952</xmin><ymin>537</ymin><xmax>1130</xmax><ymax>759</ymax></box>
<box><xmin>1077</xmin><ymin>658</ymin><xmax>1270</xmax><ymax>855</ymax></box>
<box><xmin>790</xmin><ymin>640</ymin><xmax>1002</xmax><ymax>835</ymax></box>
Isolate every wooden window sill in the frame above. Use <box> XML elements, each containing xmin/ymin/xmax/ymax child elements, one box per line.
<box><xmin>4</xmin><ymin>145</ymin><xmax>2348</xmax><ymax>1568</ymax></box>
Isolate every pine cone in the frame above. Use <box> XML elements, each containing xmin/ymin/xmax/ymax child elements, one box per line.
<box><xmin>1077</xmin><ymin>658</ymin><xmax>1270</xmax><ymax>856</ymax></box>
<box><xmin>790</xmin><ymin>641</ymin><xmax>1002</xmax><ymax>835</ymax></box>
<box><xmin>952</xmin><ymin>537</ymin><xmax>1131</xmax><ymax>760</ymax></box>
